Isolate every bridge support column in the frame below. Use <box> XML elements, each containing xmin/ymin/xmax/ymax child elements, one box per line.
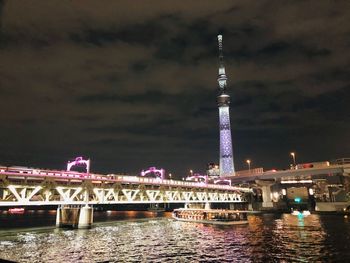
<box><xmin>56</xmin><ymin>205</ymin><xmax>93</xmax><ymax>229</ymax></box>
<box><xmin>56</xmin><ymin>207</ymin><xmax>62</xmax><ymax>227</ymax></box>
<box><xmin>256</xmin><ymin>180</ymin><xmax>274</xmax><ymax>209</ymax></box>
<box><xmin>78</xmin><ymin>205</ymin><xmax>93</xmax><ymax>229</ymax></box>
<box><xmin>261</xmin><ymin>186</ymin><xmax>273</xmax><ymax>208</ymax></box>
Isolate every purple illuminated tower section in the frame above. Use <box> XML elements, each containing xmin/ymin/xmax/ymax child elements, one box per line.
<box><xmin>217</xmin><ymin>35</ymin><xmax>235</xmax><ymax>177</ymax></box>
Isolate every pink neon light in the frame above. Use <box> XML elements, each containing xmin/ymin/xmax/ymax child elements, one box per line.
<box><xmin>67</xmin><ymin>156</ymin><xmax>90</xmax><ymax>173</ymax></box>
<box><xmin>140</xmin><ymin>167</ymin><xmax>165</xmax><ymax>179</ymax></box>
<box><xmin>214</xmin><ymin>179</ymin><xmax>232</xmax><ymax>186</ymax></box>
<box><xmin>186</xmin><ymin>174</ymin><xmax>208</xmax><ymax>183</ymax></box>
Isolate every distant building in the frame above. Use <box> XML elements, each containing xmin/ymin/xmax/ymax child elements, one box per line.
<box><xmin>207</xmin><ymin>163</ymin><xmax>220</xmax><ymax>177</ymax></box>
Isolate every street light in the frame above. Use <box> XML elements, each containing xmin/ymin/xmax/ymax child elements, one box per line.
<box><xmin>190</xmin><ymin>169</ymin><xmax>193</xmax><ymax>176</ymax></box>
<box><xmin>169</xmin><ymin>173</ymin><xmax>172</xmax><ymax>180</ymax></box>
<box><xmin>246</xmin><ymin>159</ymin><xmax>251</xmax><ymax>172</ymax></box>
<box><xmin>290</xmin><ymin>152</ymin><xmax>296</xmax><ymax>168</ymax></box>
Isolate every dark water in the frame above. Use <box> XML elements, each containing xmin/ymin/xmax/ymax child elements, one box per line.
<box><xmin>0</xmin><ymin>210</ymin><xmax>349</xmax><ymax>262</ymax></box>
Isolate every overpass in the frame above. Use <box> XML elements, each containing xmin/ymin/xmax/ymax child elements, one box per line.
<box><xmin>229</xmin><ymin>164</ymin><xmax>350</xmax><ymax>184</ymax></box>
<box><xmin>227</xmin><ymin>163</ymin><xmax>350</xmax><ymax>212</ymax></box>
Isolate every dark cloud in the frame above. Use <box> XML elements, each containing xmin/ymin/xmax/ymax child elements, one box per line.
<box><xmin>70</xmin><ymin>16</ymin><xmax>170</xmax><ymax>47</ymax></box>
<box><xmin>0</xmin><ymin>0</ymin><xmax>349</xmax><ymax>176</ymax></box>
<box><xmin>294</xmin><ymin>85</ymin><xmax>350</xmax><ymax>119</ymax></box>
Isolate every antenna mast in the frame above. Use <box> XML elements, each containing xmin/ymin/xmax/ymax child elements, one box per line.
<box><xmin>217</xmin><ymin>35</ymin><xmax>227</xmax><ymax>92</ymax></box>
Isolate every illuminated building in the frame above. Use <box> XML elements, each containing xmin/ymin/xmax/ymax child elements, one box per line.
<box><xmin>217</xmin><ymin>35</ymin><xmax>235</xmax><ymax>177</ymax></box>
<box><xmin>207</xmin><ymin>163</ymin><xmax>220</xmax><ymax>177</ymax></box>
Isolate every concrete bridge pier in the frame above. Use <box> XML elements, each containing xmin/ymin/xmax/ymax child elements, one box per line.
<box><xmin>204</xmin><ymin>202</ymin><xmax>211</xmax><ymax>210</ymax></box>
<box><xmin>78</xmin><ymin>205</ymin><xmax>94</xmax><ymax>229</ymax></box>
<box><xmin>256</xmin><ymin>180</ymin><xmax>275</xmax><ymax>209</ymax></box>
<box><xmin>56</xmin><ymin>205</ymin><xmax>93</xmax><ymax>229</ymax></box>
<box><xmin>55</xmin><ymin>207</ymin><xmax>61</xmax><ymax>228</ymax></box>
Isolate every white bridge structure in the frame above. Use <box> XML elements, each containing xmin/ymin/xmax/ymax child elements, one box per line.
<box><xmin>0</xmin><ymin>166</ymin><xmax>251</xmax><ymax>207</ymax></box>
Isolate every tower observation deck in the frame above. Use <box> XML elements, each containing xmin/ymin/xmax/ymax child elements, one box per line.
<box><xmin>217</xmin><ymin>35</ymin><xmax>235</xmax><ymax>177</ymax></box>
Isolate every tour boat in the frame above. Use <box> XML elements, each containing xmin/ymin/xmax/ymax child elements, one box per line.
<box><xmin>172</xmin><ymin>208</ymin><xmax>249</xmax><ymax>225</ymax></box>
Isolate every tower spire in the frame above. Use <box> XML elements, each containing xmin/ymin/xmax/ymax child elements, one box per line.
<box><xmin>217</xmin><ymin>35</ymin><xmax>228</xmax><ymax>92</ymax></box>
<box><xmin>216</xmin><ymin>34</ymin><xmax>235</xmax><ymax>177</ymax></box>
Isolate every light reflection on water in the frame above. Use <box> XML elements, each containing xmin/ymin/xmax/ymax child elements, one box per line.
<box><xmin>0</xmin><ymin>212</ymin><xmax>349</xmax><ymax>262</ymax></box>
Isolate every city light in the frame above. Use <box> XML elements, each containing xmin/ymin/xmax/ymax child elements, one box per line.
<box><xmin>290</xmin><ymin>152</ymin><xmax>296</xmax><ymax>167</ymax></box>
<box><xmin>294</xmin><ymin>197</ymin><xmax>302</xmax><ymax>203</ymax></box>
<box><xmin>246</xmin><ymin>159</ymin><xmax>251</xmax><ymax>172</ymax></box>
<box><xmin>281</xmin><ymin>180</ymin><xmax>313</xmax><ymax>184</ymax></box>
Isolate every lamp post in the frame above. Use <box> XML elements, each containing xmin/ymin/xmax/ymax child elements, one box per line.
<box><xmin>246</xmin><ymin>159</ymin><xmax>251</xmax><ymax>173</ymax></box>
<box><xmin>290</xmin><ymin>152</ymin><xmax>296</xmax><ymax>168</ymax></box>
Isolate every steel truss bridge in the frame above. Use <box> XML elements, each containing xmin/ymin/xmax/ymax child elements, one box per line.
<box><xmin>0</xmin><ymin>168</ymin><xmax>251</xmax><ymax>207</ymax></box>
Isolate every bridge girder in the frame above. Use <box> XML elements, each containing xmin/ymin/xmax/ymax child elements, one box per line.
<box><xmin>0</xmin><ymin>182</ymin><xmax>247</xmax><ymax>206</ymax></box>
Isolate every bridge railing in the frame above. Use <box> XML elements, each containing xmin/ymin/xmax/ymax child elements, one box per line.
<box><xmin>102</xmin><ymin>175</ymin><xmax>246</xmax><ymax>191</ymax></box>
<box><xmin>233</xmin><ymin>168</ymin><xmax>264</xmax><ymax>177</ymax></box>
<box><xmin>0</xmin><ymin>168</ymin><xmax>250</xmax><ymax>192</ymax></box>
<box><xmin>331</xmin><ymin>158</ymin><xmax>350</xmax><ymax>165</ymax></box>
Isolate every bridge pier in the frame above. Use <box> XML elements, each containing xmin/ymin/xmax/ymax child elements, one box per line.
<box><xmin>204</xmin><ymin>202</ymin><xmax>211</xmax><ymax>210</ymax></box>
<box><xmin>78</xmin><ymin>206</ymin><xmax>94</xmax><ymax>229</ymax></box>
<box><xmin>56</xmin><ymin>205</ymin><xmax>93</xmax><ymax>229</ymax></box>
<box><xmin>55</xmin><ymin>207</ymin><xmax>61</xmax><ymax>228</ymax></box>
<box><xmin>256</xmin><ymin>180</ymin><xmax>274</xmax><ymax>209</ymax></box>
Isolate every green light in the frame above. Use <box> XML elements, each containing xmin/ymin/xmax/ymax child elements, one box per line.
<box><xmin>294</xmin><ymin>197</ymin><xmax>302</xmax><ymax>203</ymax></box>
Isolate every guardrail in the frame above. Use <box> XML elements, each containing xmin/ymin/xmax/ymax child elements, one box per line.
<box><xmin>232</xmin><ymin>168</ymin><xmax>264</xmax><ymax>177</ymax></box>
<box><xmin>331</xmin><ymin>158</ymin><xmax>350</xmax><ymax>165</ymax></box>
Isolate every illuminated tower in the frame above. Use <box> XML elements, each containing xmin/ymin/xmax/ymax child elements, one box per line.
<box><xmin>217</xmin><ymin>35</ymin><xmax>235</xmax><ymax>177</ymax></box>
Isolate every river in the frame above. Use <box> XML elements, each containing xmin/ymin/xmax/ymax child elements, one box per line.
<box><xmin>0</xmin><ymin>210</ymin><xmax>349</xmax><ymax>262</ymax></box>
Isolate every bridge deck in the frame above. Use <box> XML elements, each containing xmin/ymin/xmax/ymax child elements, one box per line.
<box><xmin>229</xmin><ymin>164</ymin><xmax>350</xmax><ymax>184</ymax></box>
<box><xmin>0</xmin><ymin>168</ymin><xmax>251</xmax><ymax>206</ymax></box>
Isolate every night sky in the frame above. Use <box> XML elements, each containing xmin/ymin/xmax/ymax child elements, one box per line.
<box><xmin>0</xmin><ymin>1</ymin><xmax>349</xmax><ymax>177</ymax></box>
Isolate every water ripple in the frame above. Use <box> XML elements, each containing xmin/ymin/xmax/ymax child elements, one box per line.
<box><xmin>0</xmin><ymin>214</ymin><xmax>349</xmax><ymax>262</ymax></box>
